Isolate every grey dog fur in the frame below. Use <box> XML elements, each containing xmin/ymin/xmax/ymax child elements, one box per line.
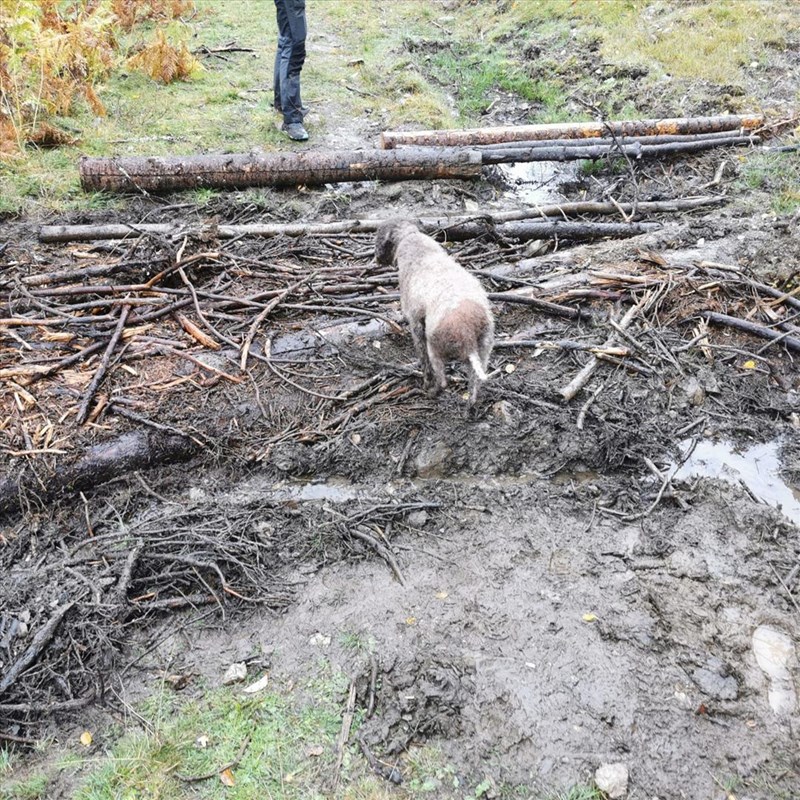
<box><xmin>375</xmin><ymin>219</ymin><xmax>494</xmax><ymax>407</ymax></box>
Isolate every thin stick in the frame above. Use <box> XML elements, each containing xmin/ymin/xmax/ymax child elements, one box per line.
<box><xmin>176</xmin><ymin>734</ymin><xmax>252</xmax><ymax>783</ymax></box>
<box><xmin>559</xmin><ymin>293</ymin><xmax>651</xmax><ymax>402</ymax></box>
<box><xmin>0</xmin><ymin>602</ymin><xmax>75</xmax><ymax>695</ymax></box>
<box><xmin>75</xmin><ymin>304</ymin><xmax>131</xmax><ymax>425</ymax></box>
<box><xmin>331</xmin><ymin>681</ymin><xmax>357</xmax><ymax>793</ymax></box>
<box><xmin>240</xmin><ymin>273</ymin><xmax>314</xmax><ymax>371</ymax></box>
<box><xmin>350</xmin><ymin>528</ymin><xmax>406</xmax><ymax>586</ymax></box>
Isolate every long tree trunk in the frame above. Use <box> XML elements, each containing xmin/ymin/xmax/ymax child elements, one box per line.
<box><xmin>379</xmin><ymin>114</ymin><xmax>763</xmax><ymax>149</ymax></box>
<box><xmin>480</xmin><ymin>135</ymin><xmax>756</xmax><ymax>164</ymax></box>
<box><xmin>79</xmin><ymin>147</ymin><xmax>483</xmax><ymax>193</ymax></box>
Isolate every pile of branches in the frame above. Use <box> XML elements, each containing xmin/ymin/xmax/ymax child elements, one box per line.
<box><xmin>2</xmin><ymin>198</ymin><xmax>799</xmax><ymax>512</ymax></box>
<box><xmin>0</xmin><ymin>489</ymin><xmax>437</xmax><ymax>743</ymax></box>
<box><xmin>2</xmin><ymin>198</ymin><xmax>799</xmax><ymax>741</ymax></box>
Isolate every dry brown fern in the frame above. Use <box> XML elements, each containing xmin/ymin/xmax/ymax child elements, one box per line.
<box><xmin>127</xmin><ymin>28</ymin><xmax>199</xmax><ymax>83</ymax></box>
<box><xmin>112</xmin><ymin>0</ymin><xmax>196</xmax><ymax>32</ymax></box>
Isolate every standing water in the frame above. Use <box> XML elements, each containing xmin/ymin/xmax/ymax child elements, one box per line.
<box><xmin>672</xmin><ymin>439</ymin><xmax>800</xmax><ymax>526</ymax></box>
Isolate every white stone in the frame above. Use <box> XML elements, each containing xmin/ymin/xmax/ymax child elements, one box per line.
<box><xmin>222</xmin><ymin>662</ymin><xmax>247</xmax><ymax>685</ymax></box>
<box><xmin>595</xmin><ymin>762</ymin><xmax>629</xmax><ymax>798</ymax></box>
<box><xmin>752</xmin><ymin>625</ymin><xmax>797</xmax><ymax>716</ymax></box>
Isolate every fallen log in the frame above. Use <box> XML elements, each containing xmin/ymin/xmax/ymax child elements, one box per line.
<box><xmin>480</xmin><ymin>135</ymin><xmax>757</xmax><ymax>164</ymax></box>
<box><xmin>0</xmin><ymin>429</ymin><xmax>199</xmax><ymax>517</ymax></box>
<box><xmin>379</xmin><ymin>113</ymin><xmax>764</xmax><ymax>149</ymax></box>
<box><xmin>477</xmin><ymin>130</ymin><xmax>757</xmax><ymax>150</ymax></box>
<box><xmin>441</xmin><ymin>220</ymin><xmax>661</xmax><ymax>242</ymax></box>
<box><xmin>79</xmin><ymin>147</ymin><xmax>483</xmax><ymax>193</ymax></box>
<box><xmin>697</xmin><ymin>311</ymin><xmax>800</xmax><ymax>353</ymax></box>
<box><xmin>38</xmin><ymin>197</ymin><xmax>721</xmax><ymax>243</ymax></box>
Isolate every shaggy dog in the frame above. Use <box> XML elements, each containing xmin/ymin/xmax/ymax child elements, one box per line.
<box><xmin>375</xmin><ymin>219</ymin><xmax>494</xmax><ymax>408</ymax></box>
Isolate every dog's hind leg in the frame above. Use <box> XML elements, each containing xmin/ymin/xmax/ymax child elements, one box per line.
<box><xmin>409</xmin><ymin>316</ymin><xmax>434</xmax><ymax>390</ymax></box>
<box><xmin>426</xmin><ymin>340</ymin><xmax>447</xmax><ymax>398</ymax></box>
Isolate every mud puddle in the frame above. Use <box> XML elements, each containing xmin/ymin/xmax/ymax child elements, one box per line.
<box><xmin>672</xmin><ymin>438</ymin><xmax>800</xmax><ymax>525</ymax></box>
<box><xmin>498</xmin><ymin>160</ymin><xmax>578</xmax><ymax>204</ymax></box>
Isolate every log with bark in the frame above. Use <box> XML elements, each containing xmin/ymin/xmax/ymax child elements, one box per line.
<box><xmin>79</xmin><ymin>147</ymin><xmax>483</xmax><ymax>193</ymax></box>
<box><xmin>379</xmin><ymin>113</ymin><xmax>764</xmax><ymax>149</ymax></box>
<box><xmin>479</xmin><ymin>135</ymin><xmax>758</xmax><ymax>164</ymax></box>
<box><xmin>0</xmin><ymin>430</ymin><xmax>199</xmax><ymax>517</ymax></box>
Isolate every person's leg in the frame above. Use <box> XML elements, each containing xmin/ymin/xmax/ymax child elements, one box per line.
<box><xmin>273</xmin><ymin>0</ymin><xmax>291</xmax><ymax>111</ymax></box>
<box><xmin>279</xmin><ymin>0</ymin><xmax>306</xmax><ymax>126</ymax></box>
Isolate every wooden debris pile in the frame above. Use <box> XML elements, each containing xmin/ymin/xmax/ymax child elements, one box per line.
<box><xmin>1</xmin><ymin>196</ymin><xmax>797</xmax><ymax>516</ymax></box>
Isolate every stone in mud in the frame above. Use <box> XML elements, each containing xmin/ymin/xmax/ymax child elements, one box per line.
<box><xmin>595</xmin><ymin>762</ymin><xmax>628</xmax><ymax>798</ymax></box>
<box><xmin>667</xmin><ymin>550</ymin><xmax>709</xmax><ymax>579</ymax></box>
<box><xmin>490</xmin><ymin>400</ymin><xmax>519</xmax><ymax>426</ymax></box>
<box><xmin>222</xmin><ymin>662</ymin><xmax>247</xmax><ymax>685</ymax></box>
<box><xmin>413</xmin><ymin>440</ymin><xmax>453</xmax><ymax>478</ymax></box>
<box><xmin>406</xmin><ymin>509</ymin><xmax>429</xmax><ymax>527</ymax></box>
<box><xmin>271</xmin><ymin>442</ymin><xmax>313</xmax><ymax>475</ymax></box>
<box><xmin>691</xmin><ymin>665</ymin><xmax>738</xmax><ymax>701</ymax></box>
<box><xmin>679</xmin><ymin>376</ymin><xmax>706</xmax><ymax>406</ymax></box>
<box><xmin>752</xmin><ymin>625</ymin><xmax>797</xmax><ymax>716</ymax></box>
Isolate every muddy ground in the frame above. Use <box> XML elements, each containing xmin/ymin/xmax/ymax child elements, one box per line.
<box><xmin>3</xmin><ymin>61</ymin><xmax>800</xmax><ymax>800</ymax></box>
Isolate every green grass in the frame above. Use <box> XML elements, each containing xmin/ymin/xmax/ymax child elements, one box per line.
<box><xmin>737</xmin><ymin>149</ymin><xmax>800</xmax><ymax>214</ymax></box>
<box><xmin>76</xmin><ymin>669</ymin><xmax>350</xmax><ymax>800</ymax></box>
<box><xmin>0</xmin><ymin>771</ymin><xmax>49</xmax><ymax>800</ymax></box>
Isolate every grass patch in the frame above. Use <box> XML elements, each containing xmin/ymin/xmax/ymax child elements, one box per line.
<box><xmin>737</xmin><ymin>150</ymin><xmax>800</xmax><ymax>214</ymax></box>
<box><xmin>76</xmin><ymin>668</ymin><xmax>351</xmax><ymax>800</ymax></box>
<box><xmin>0</xmin><ymin>771</ymin><xmax>49</xmax><ymax>800</ymax></box>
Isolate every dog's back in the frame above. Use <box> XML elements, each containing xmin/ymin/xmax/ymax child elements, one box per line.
<box><xmin>375</xmin><ymin>219</ymin><xmax>494</xmax><ymax>406</ymax></box>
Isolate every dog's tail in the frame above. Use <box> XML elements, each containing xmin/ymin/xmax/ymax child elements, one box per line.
<box><xmin>468</xmin><ymin>351</ymin><xmax>488</xmax><ymax>382</ymax></box>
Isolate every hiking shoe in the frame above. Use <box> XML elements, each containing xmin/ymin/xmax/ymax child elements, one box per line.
<box><xmin>282</xmin><ymin>122</ymin><xmax>309</xmax><ymax>141</ymax></box>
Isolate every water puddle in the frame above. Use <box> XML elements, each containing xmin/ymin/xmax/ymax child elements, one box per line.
<box><xmin>672</xmin><ymin>439</ymin><xmax>800</xmax><ymax>526</ymax></box>
<box><xmin>498</xmin><ymin>161</ymin><xmax>578</xmax><ymax>205</ymax></box>
<box><xmin>276</xmin><ymin>479</ymin><xmax>361</xmax><ymax>503</ymax></box>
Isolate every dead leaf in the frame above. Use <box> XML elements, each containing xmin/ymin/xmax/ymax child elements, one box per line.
<box><xmin>636</xmin><ymin>248</ymin><xmax>668</xmax><ymax>267</ymax></box>
<box><xmin>219</xmin><ymin>767</ymin><xmax>235</xmax><ymax>787</ymax></box>
<box><xmin>242</xmin><ymin>673</ymin><xmax>270</xmax><ymax>694</ymax></box>
<box><xmin>305</xmin><ymin>744</ymin><xmax>325</xmax><ymax>757</ymax></box>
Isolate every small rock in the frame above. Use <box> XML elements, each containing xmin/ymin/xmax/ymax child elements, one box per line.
<box><xmin>406</xmin><ymin>509</ymin><xmax>429</xmax><ymax>527</ymax></box>
<box><xmin>691</xmin><ymin>666</ymin><xmax>738</xmax><ymax>701</ymax></box>
<box><xmin>595</xmin><ymin>762</ymin><xmax>629</xmax><ymax>798</ymax></box>
<box><xmin>667</xmin><ymin>551</ymin><xmax>708</xmax><ymax>580</ymax></box>
<box><xmin>490</xmin><ymin>400</ymin><xmax>518</xmax><ymax>426</ymax></box>
<box><xmin>752</xmin><ymin>624</ymin><xmax>797</xmax><ymax>716</ymax></box>
<box><xmin>680</xmin><ymin>376</ymin><xmax>705</xmax><ymax>406</ymax></box>
<box><xmin>309</xmin><ymin>632</ymin><xmax>331</xmax><ymax>648</ymax></box>
<box><xmin>413</xmin><ymin>440</ymin><xmax>453</xmax><ymax>479</ymax></box>
<box><xmin>222</xmin><ymin>662</ymin><xmax>247</xmax><ymax>686</ymax></box>
<box><xmin>523</xmin><ymin>239</ymin><xmax>550</xmax><ymax>257</ymax></box>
